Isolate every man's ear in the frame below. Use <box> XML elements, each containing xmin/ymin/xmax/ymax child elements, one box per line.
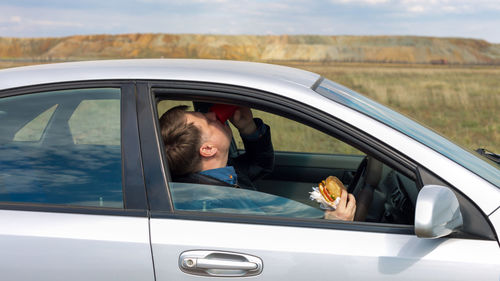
<box><xmin>199</xmin><ymin>143</ymin><xmax>217</xmax><ymax>158</ymax></box>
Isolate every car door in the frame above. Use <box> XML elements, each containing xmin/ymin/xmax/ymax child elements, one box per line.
<box><xmin>140</xmin><ymin>82</ymin><xmax>500</xmax><ymax>281</ymax></box>
<box><xmin>0</xmin><ymin>83</ymin><xmax>154</xmax><ymax>281</ymax></box>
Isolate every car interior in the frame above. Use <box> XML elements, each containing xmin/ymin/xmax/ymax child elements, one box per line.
<box><xmin>157</xmin><ymin>98</ymin><xmax>419</xmax><ymax>225</ymax></box>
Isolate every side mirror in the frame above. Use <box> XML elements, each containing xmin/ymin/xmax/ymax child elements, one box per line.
<box><xmin>415</xmin><ymin>185</ymin><xmax>463</xmax><ymax>238</ymax></box>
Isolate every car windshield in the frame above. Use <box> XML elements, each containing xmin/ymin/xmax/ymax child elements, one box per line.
<box><xmin>315</xmin><ymin>78</ymin><xmax>499</xmax><ymax>188</ymax></box>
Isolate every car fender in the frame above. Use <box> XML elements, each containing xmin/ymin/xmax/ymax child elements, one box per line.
<box><xmin>489</xmin><ymin>206</ymin><xmax>500</xmax><ymax>245</ymax></box>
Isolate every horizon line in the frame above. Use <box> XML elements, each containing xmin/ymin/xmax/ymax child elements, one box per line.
<box><xmin>1</xmin><ymin>33</ymin><xmax>497</xmax><ymax>44</ymax></box>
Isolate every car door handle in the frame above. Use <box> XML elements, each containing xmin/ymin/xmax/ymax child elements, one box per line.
<box><xmin>179</xmin><ymin>250</ymin><xmax>263</xmax><ymax>277</ymax></box>
<box><xmin>184</xmin><ymin>257</ymin><xmax>258</xmax><ymax>270</ymax></box>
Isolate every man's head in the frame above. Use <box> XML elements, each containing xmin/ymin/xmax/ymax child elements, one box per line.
<box><xmin>159</xmin><ymin>105</ymin><xmax>233</xmax><ymax>176</ymax></box>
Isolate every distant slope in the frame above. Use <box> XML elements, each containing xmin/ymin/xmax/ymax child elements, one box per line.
<box><xmin>1</xmin><ymin>34</ymin><xmax>499</xmax><ymax>64</ymax></box>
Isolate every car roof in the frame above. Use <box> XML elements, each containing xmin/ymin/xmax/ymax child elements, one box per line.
<box><xmin>0</xmin><ymin>59</ymin><xmax>321</xmax><ymax>92</ymax></box>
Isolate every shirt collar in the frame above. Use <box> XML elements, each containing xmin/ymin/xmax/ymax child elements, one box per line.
<box><xmin>199</xmin><ymin>166</ymin><xmax>238</xmax><ymax>186</ymax></box>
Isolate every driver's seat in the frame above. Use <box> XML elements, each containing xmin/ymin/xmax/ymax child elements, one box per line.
<box><xmin>353</xmin><ymin>157</ymin><xmax>383</xmax><ymax>221</ymax></box>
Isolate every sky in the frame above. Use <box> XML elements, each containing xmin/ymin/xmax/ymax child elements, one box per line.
<box><xmin>1</xmin><ymin>0</ymin><xmax>500</xmax><ymax>43</ymax></box>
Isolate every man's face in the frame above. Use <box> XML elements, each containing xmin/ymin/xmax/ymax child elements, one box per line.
<box><xmin>185</xmin><ymin>111</ymin><xmax>233</xmax><ymax>152</ymax></box>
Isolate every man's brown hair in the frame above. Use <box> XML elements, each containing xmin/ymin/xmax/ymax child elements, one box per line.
<box><xmin>159</xmin><ymin>105</ymin><xmax>202</xmax><ymax>176</ymax></box>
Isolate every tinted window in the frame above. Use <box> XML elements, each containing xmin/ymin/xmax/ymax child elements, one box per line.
<box><xmin>171</xmin><ymin>182</ymin><xmax>323</xmax><ymax>218</ymax></box>
<box><xmin>14</xmin><ymin>104</ymin><xmax>58</xmax><ymax>142</ymax></box>
<box><xmin>0</xmin><ymin>88</ymin><xmax>123</xmax><ymax>208</ymax></box>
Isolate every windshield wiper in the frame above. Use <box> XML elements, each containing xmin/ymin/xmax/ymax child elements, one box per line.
<box><xmin>476</xmin><ymin>148</ymin><xmax>500</xmax><ymax>165</ymax></box>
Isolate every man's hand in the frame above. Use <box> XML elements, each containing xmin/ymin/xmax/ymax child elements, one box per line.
<box><xmin>324</xmin><ymin>189</ymin><xmax>356</xmax><ymax>221</ymax></box>
<box><xmin>230</xmin><ymin>107</ymin><xmax>257</xmax><ymax>135</ymax></box>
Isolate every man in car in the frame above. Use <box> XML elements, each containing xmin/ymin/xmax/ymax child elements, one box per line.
<box><xmin>159</xmin><ymin>105</ymin><xmax>356</xmax><ymax>221</ymax></box>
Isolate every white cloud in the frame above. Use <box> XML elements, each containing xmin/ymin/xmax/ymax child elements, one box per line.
<box><xmin>407</xmin><ymin>5</ymin><xmax>425</xmax><ymax>12</ymax></box>
<box><xmin>330</xmin><ymin>0</ymin><xmax>389</xmax><ymax>4</ymax></box>
<box><xmin>10</xmin><ymin>16</ymin><xmax>22</xmax><ymax>23</ymax></box>
<box><xmin>442</xmin><ymin>5</ymin><xmax>458</xmax><ymax>12</ymax></box>
<box><xmin>138</xmin><ymin>0</ymin><xmax>227</xmax><ymax>3</ymax></box>
<box><xmin>400</xmin><ymin>0</ymin><xmax>500</xmax><ymax>13</ymax></box>
<box><xmin>329</xmin><ymin>0</ymin><xmax>500</xmax><ymax>14</ymax></box>
<box><xmin>35</xmin><ymin>20</ymin><xmax>85</xmax><ymax>28</ymax></box>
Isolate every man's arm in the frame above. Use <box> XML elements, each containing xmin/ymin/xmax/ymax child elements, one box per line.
<box><xmin>230</xmin><ymin>107</ymin><xmax>257</xmax><ymax>136</ymax></box>
<box><xmin>229</xmin><ymin>107</ymin><xmax>275</xmax><ymax>188</ymax></box>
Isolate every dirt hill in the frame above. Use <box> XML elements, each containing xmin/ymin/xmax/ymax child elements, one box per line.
<box><xmin>1</xmin><ymin>34</ymin><xmax>499</xmax><ymax>64</ymax></box>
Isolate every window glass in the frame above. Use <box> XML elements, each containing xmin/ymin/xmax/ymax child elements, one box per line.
<box><xmin>158</xmin><ymin>99</ymin><xmax>416</xmax><ymax>224</ymax></box>
<box><xmin>232</xmin><ymin>109</ymin><xmax>363</xmax><ymax>155</ymax></box>
<box><xmin>14</xmin><ymin>104</ymin><xmax>58</xmax><ymax>142</ymax></box>
<box><xmin>158</xmin><ymin>101</ymin><xmax>362</xmax><ymax>155</ymax></box>
<box><xmin>170</xmin><ymin>182</ymin><xmax>323</xmax><ymax>218</ymax></box>
<box><xmin>157</xmin><ymin>100</ymin><xmax>190</xmax><ymax>117</ymax></box>
<box><xmin>69</xmin><ymin>100</ymin><xmax>120</xmax><ymax>145</ymax></box>
<box><xmin>0</xmin><ymin>88</ymin><xmax>123</xmax><ymax>208</ymax></box>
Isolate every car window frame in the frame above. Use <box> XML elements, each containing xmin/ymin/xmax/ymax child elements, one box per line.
<box><xmin>141</xmin><ymin>80</ymin><xmax>427</xmax><ymax>235</ymax></box>
<box><xmin>0</xmin><ymin>81</ymin><xmax>148</xmax><ymax>216</ymax></box>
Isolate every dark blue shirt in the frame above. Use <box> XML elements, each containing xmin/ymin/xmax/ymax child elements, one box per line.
<box><xmin>199</xmin><ymin>166</ymin><xmax>238</xmax><ymax>186</ymax></box>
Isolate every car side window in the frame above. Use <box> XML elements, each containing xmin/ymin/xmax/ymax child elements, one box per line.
<box><xmin>158</xmin><ymin>99</ymin><xmax>417</xmax><ymax>225</ymax></box>
<box><xmin>14</xmin><ymin>104</ymin><xmax>58</xmax><ymax>142</ymax></box>
<box><xmin>0</xmin><ymin>88</ymin><xmax>123</xmax><ymax>208</ymax></box>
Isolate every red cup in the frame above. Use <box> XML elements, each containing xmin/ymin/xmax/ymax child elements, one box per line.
<box><xmin>210</xmin><ymin>104</ymin><xmax>239</xmax><ymax>124</ymax></box>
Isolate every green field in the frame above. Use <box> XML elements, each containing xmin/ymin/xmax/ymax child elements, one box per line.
<box><xmin>3</xmin><ymin>61</ymin><xmax>499</xmax><ymax>154</ymax></box>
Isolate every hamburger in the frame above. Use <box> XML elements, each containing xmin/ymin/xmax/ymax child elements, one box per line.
<box><xmin>318</xmin><ymin>176</ymin><xmax>345</xmax><ymax>205</ymax></box>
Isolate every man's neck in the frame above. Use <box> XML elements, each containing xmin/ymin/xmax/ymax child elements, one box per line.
<box><xmin>199</xmin><ymin>153</ymin><xmax>229</xmax><ymax>172</ymax></box>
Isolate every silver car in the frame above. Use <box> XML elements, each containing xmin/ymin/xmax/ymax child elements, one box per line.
<box><xmin>0</xmin><ymin>59</ymin><xmax>499</xmax><ymax>280</ymax></box>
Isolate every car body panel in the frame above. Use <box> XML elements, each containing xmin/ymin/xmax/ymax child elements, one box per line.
<box><xmin>151</xmin><ymin>218</ymin><xmax>500</xmax><ymax>281</ymax></box>
<box><xmin>0</xmin><ymin>59</ymin><xmax>320</xmax><ymax>94</ymax></box>
<box><xmin>490</xmin><ymin>207</ymin><xmax>500</xmax><ymax>242</ymax></box>
<box><xmin>0</xmin><ymin>210</ymin><xmax>154</xmax><ymax>281</ymax></box>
